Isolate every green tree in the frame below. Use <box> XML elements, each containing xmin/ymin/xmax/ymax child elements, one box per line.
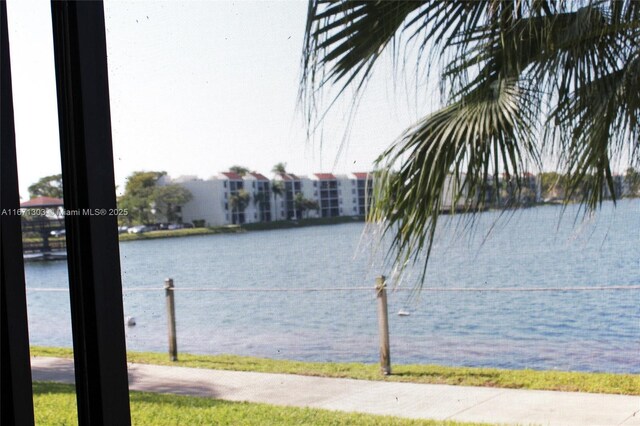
<box><xmin>294</xmin><ymin>193</ymin><xmax>319</xmax><ymax>219</ymax></box>
<box><xmin>271</xmin><ymin>162</ymin><xmax>287</xmax><ymax>175</ymax></box>
<box><xmin>153</xmin><ymin>185</ymin><xmax>192</xmax><ymax>223</ymax></box>
<box><xmin>625</xmin><ymin>167</ymin><xmax>640</xmax><ymax>196</ymax></box>
<box><xmin>118</xmin><ymin>171</ymin><xmax>165</xmax><ymax>224</ymax></box>
<box><xmin>229</xmin><ymin>165</ymin><xmax>250</xmax><ymax>176</ymax></box>
<box><xmin>28</xmin><ymin>174</ymin><xmax>63</xmax><ymax>199</ymax></box>
<box><xmin>254</xmin><ymin>191</ymin><xmax>267</xmax><ymax>221</ymax></box>
<box><xmin>540</xmin><ymin>172</ymin><xmax>567</xmax><ymax>201</ymax></box>
<box><xmin>119</xmin><ymin>172</ymin><xmax>192</xmax><ymax>224</ymax></box>
<box><xmin>302</xmin><ymin>1</ymin><xmax>639</xmax><ymax>286</ymax></box>
<box><xmin>271</xmin><ymin>163</ymin><xmax>288</xmax><ymax>220</ymax></box>
<box><xmin>229</xmin><ymin>189</ymin><xmax>250</xmax><ymax>224</ymax></box>
<box><xmin>270</xmin><ymin>180</ymin><xmax>284</xmax><ymax>221</ymax></box>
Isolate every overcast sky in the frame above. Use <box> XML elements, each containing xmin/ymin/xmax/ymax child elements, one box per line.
<box><xmin>7</xmin><ymin>0</ymin><xmax>427</xmax><ymax>197</ymax></box>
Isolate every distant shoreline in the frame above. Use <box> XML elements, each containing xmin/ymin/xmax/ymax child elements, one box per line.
<box><xmin>118</xmin><ymin>215</ymin><xmax>365</xmax><ymax>242</ymax></box>
<box><xmin>120</xmin><ymin>197</ymin><xmax>638</xmax><ymax>242</ymax></box>
<box><xmin>24</xmin><ymin>197</ymin><xmax>637</xmax><ymax>245</ymax></box>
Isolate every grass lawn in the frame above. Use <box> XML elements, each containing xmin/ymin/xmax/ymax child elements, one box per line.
<box><xmin>32</xmin><ymin>346</ymin><xmax>640</xmax><ymax>395</ymax></box>
<box><xmin>34</xmin><ymin>382</ymin><xmax>488</xmax><ymax>426</ymax></box>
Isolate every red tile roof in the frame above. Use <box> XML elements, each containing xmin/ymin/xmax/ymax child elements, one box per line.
<box><xmin>21</xmin><ymin>196</ymin><xmax>64</xmax><ymax>207</ymax></box>
<box><xmin>249</xmin><ymin>172</ymin><xmax>269</xmax><ymax>181</ymax></box>
<box><xmin>220</xmin><ymin>172</ymin><xmax>243</xmax><ymax>180</ymax></box>
<box><xmin>352</xmin><ymin>172</ymin><xmax>371</xmax><ymax>179</ymax></box>
<box><xmin>279</xmin><ymin>173</ymin><xmax>299</xmax><ymax>181</ymax></box>
<box><xmin>314</xmin><ymin>173</ymin><xmax>336</xmax><ymax>180</ymax></box>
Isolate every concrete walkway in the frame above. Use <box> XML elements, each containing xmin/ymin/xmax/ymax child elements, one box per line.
<box><xmin>32</xmin><ymin>356</ymin><xmax>639</xmax><ymax>426</ymax></box>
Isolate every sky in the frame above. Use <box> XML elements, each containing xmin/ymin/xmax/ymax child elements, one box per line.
<box><xmin>7</xmin><ymin>1</ymin><xmax>634</xmax><ymax>199</ymax></box>
<box><xmin>6</xmin><ymin>0</ymin><xmax>423</xmax><ymax>198</ymax></box>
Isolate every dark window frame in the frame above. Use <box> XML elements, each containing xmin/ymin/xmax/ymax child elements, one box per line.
<box><xmin>2</xmin><ymin>2</ymin><xmax>132</xmax><ymax>425</ymax></box>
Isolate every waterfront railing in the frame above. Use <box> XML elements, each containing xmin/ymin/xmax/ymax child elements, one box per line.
<box><xmin>27</xmin><ymin>279</ymin><xmax>640</xmax><ymax>374</ymax></box>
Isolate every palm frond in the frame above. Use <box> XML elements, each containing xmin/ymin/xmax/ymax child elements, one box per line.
<box><xmin>371</xmin><ymin>78</ymin><xmax>540</xmax><ymax>286</ymax></box>
<box><xmin>301</xmin><ymin>0</ymin><xmax>640</xmax><ymax>289</ymax></box>
<box><xmin>551</xmin><ymin>52</ymin><xmax>640</xmax><ymax>208</ymax></box>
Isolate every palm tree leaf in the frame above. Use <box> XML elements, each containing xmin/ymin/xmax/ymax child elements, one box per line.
<box><xmin>371</xmin><ymin>78</ymin><xmax>540</xmax><ymax>286</ymax></box>
<box><xmin>301</xmin><ymin>0</ymin><xmax>640</xmax><ymax>289</ymax></box>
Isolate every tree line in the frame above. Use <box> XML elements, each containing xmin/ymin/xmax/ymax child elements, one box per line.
<box><xmin>26</xmin><ymin>172</ymin><xmax>192</xmax><ymax>226</ymax></box>
<box><xmin>538</xmin><ymin>168</ymin><xmax>640</xmax><ymax>202</ymax></box>
<box><xmin>24</xmin><ymin>165</ymin><xmax>639</xmax><ymax>226</ymax></box>
<box><xmin>117</xmin><ymin>171</ymin><xmax>192</xmax><ymax>225</ymax></box>
<box><xmin>25</xmin><ymin>163</ymin><xmax>321</xmax><ymax>226</ymax></box>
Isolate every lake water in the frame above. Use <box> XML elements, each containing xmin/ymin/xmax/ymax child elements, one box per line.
<box><xmin>25</xmin><ymin>200</ymin><xmax>640</xmax><ymax>373</ymax></box>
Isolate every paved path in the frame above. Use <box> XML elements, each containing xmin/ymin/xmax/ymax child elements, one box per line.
<box><xmin>32</xmin><ymin>357</ymin><xmax>639</xmax><ymax>426</ymax></box>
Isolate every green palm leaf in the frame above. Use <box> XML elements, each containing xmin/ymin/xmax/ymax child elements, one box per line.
<box><xmin>301</xmin><ymin>0</ymin><xmax>640</xmax><ymax>288</ymax></box>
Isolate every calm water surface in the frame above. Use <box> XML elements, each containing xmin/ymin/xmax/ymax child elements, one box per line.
<box><xmin>26</xmin><ymin>200</ymin><xmax>640</xmax><ymax>373</ymax></box>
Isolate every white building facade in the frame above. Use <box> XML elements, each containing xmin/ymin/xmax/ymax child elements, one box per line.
<box><xmin>162</xmin><ymin>171</ymin><xmax>374</xmax><ymax>227</ymax></box>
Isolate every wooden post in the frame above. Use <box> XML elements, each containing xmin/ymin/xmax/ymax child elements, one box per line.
<box><xmin>164</xmin><ymin>278</ymin><xmax>178</xmax><ymax>361</ymax></box>
<box><xmin>376</xmin><ymin>276</ymin><xmax>391</xmax><ymax>375</ymax></box>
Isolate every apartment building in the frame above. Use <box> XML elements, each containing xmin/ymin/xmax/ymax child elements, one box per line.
<box><xmin>164</xmin><ymin>171</ymin><xmax>373</xmax><ymax>226</ymax></box>
<box><xmin>167</xmin><ymin>171</ymin><xmax>618</xmax><ymax>226</ymax></box>
<box><xmin>351</xmin><ymin>172</ymin><xmax>373</xmax><ymax>216</ymax></box>
<box><xmin>273</xmin><ymin>173</ymin><xmax>303</xmax><ymax>220</ymax></box>
<box><xmin>311</xmin><ymin>173</ymin><xmax>340</xmax><ymax>217</ymax></box>
<box><xmin>244</xmin><ymin>172</ymin><xmax>272</xmax><ymax>222</ymax></box>
<box><xmin>172</xmin><ymin>177</ymin><xmax>226</xmax><ymax>226</ymax></box>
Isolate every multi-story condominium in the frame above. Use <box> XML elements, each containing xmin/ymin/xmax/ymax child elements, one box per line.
<box><xmin>162</xmin><ymin>170</ymin><xmax>377</xmax><ymax>227</ymax></box>
<box><xmin>311</xmin><ymin>173</ymin><xmax>340</xmax><ymax>217</ymax></box>
<box><xmin>244</xmin><ymin>172</ymin><xmax>272</xmax><ymax>222</ymax></box>
<box><xmin>219</xmin><ymin>172</ymin><xmax>246</xmax><ymax>224</ymax></box>
<box><xmin>148</xmin><ymin>169</ymin><xmax>640</xmax><ymax>227</ymax></box>
<box><xmin>167</xmin><ymin>170</ymin><xmax>558</xmax><ymax>226</ymax></box>
<box><xmin>351</xmin><ymin>172</ymin><xmax>373</xmax><ymax>216</ymax></box>
<box><xmin>273</xmin><ymin>173</ymin><xmax>303</xmax><ymax>220</ymax></box>
<box><xmin>171</xmin><ymin>177</ymin><xmax>226</xmax><ymax>226</ymax></box>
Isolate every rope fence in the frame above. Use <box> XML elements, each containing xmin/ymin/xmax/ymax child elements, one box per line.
<box><xmin>25</xmin><ymin>277</ymin><xmax>640</xmax><ymax>374</ymax></box>
<box><xmin>25</xmin><ymin>285</ymin><xmax>640</xmax><ymax>293</ymax></box>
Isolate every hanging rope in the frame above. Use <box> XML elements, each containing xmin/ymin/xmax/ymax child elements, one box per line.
<box><xmin>25</xmin><ymin>285</ymin><xmax>640</xmax><ymax>293</ymax></box>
